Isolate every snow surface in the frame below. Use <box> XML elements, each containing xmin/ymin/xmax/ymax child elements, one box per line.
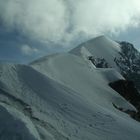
<box><xmin>0</xmin><ymin>103</ymin><xmax>40</xmax><ymax>140</ymax></box>
<box><xmin>0</xmin><ymin>36</ymin><xmax>140</xmax><ymax>140</ymax></box>
<box><xmin>70</xmin><ymin>35</ymin><xmax>121</xmax><ymax>70</ymax></box>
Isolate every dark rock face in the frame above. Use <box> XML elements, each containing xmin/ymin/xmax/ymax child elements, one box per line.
<box><xmin>109</xmin><ymin>80</ymin><xmax>140</xmax><ymax>107</ymax></box>
<box><xmin>88</xmin><ymin>56</ymin><xmax>111</xmax><ymax>68</ymax></box>
<box><xmin>115</xmin><ymin>42</ymin><xmax>140</xmax><ymax>91</ymax></box>
<box><xmin>109</xmin><ymin>80</ymin><xmax>140</xmax><ymax>121</ymax></box>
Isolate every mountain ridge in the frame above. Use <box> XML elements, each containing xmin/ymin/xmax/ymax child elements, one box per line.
<box><xmin>0</xmin><ymin>36</ymin><xmax>140</xmax><ymax>139</ymax></box>
<box><xmin>70</xmin><ymin>35</ymin><xmax>140</xmax><ymax>90</ymax></box>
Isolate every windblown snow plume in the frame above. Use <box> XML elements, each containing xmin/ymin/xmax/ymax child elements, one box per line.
<box><xmin>0</xmin><ymin>0</ymin><xmax>140</xmax><ymax>44</ymax></box>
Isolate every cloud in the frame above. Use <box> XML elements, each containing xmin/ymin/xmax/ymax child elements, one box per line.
<box><xmin>72</xmin><ymin>0</ymin><xmax>140</xmax><ymax>35</ymax></box>
<box><xmin>21</xmin><ymin>44</ymin><xmax>39</xmax><ymax>55</ymax></box>
<box><xmin>0</xmin><ymin>0</ymin><xmax>140</xmax><ymax>45</ymax></box>
<box><xmin>0</xmin><ymin>0</ymin><xmax>68</xmax><ymax>43</ymax></box>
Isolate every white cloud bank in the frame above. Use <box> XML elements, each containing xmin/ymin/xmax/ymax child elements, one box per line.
<box><xmin>0</xmin><ymin>0</ymin><xmax>140</xmax><ymax>45</ymax></box>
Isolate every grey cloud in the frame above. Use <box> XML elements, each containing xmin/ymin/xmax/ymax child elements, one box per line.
<box><xmin>0</xmin><ymin>0</ymin><xmax>140</xmax><ymax>45</ymax></box>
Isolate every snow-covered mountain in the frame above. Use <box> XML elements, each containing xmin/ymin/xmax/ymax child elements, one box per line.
<box><xmin>70</xmin><ymin>36</ymin><xmax>140</xmax><ymax>90</ymax></box>
<box><xmin>0</xmin><ymin>36</ymin><xmax>140</xmax><ymax>140</ymax></box>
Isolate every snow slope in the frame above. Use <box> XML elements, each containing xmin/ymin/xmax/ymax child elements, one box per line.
<box><xmin>31</xmin><ymin>52</ymin><xmax>140</xmax><ymax>140</ymax></box>
<box><xmin>0</xmin><ymin>36</ymin><xmax>140</xmax><ymax>139</ymax></box>
<box><xmin>70</xmin><ymin>36</ymin><xmax>121</xmax><ymax>70</ymax></box>
<box><xmin>70</xmin><ymin>36</ymin><xmax>140</xmax><ymax>91</ymax></box>
<box><xmin>0</xmin><ymin>103</ymin><xmax>40</xmax><ymax>140</ymax></box>
<box><xmin>31</xmin><ymin>53</ymin><xmax>127</xmax><ymax>109</ymax></box>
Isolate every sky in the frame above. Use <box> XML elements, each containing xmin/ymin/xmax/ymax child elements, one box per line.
<box><xmin>0</xmin><ymin>0</ymin><xmax>140</xmax><ymax>63</ymax></box>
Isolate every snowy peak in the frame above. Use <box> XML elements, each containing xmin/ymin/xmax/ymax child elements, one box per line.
<box><xmin>71</xmin><ymin>35</ymin><xmax>121</xmax><ymax>54</ymax></box>
<box><xmin>70</xmin><ymin>36</ymin><xmax>121</xmax><ymax>56</ymax></box>
<box><xmin>70</xmin><ymin>36</ymin><xmax>140</xmax><ymax>90</ymax></box>
<box><xmin>70</xmin><ymin>35</ymin><xmax>121</xmax><ymax>69</ymax></box>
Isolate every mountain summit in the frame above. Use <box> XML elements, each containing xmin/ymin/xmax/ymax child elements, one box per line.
<box><xmin>70</xmin><ymin>35</ymin><xmax>140</xmax><ymax>90</ymax></box>
<box><xmin>0</xmin><ymin>36</ymin><xmax>140</xmax><ymax>140</ymax></box>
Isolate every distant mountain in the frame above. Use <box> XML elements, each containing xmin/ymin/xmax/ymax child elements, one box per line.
<box><xmin>0</xmin><ymin>36</ymin><xmax>140</xmax><ymax>140</ymax></box>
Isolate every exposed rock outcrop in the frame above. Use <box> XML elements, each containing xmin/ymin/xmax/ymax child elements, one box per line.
<box><xmin>109</xmin><ymin>80</ymin><xmax>140</xmax><ymax>121</ymax></box>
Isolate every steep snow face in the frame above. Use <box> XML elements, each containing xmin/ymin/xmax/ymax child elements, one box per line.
<box><xmin>70</xmin><ymin>36</ymin><xmax>121</xmax><ymax>70</ymax></box>
<box><xmin>70</xmin><ymin>36</ymin><xmax>140</xmax><ymax>90</ymax></box>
